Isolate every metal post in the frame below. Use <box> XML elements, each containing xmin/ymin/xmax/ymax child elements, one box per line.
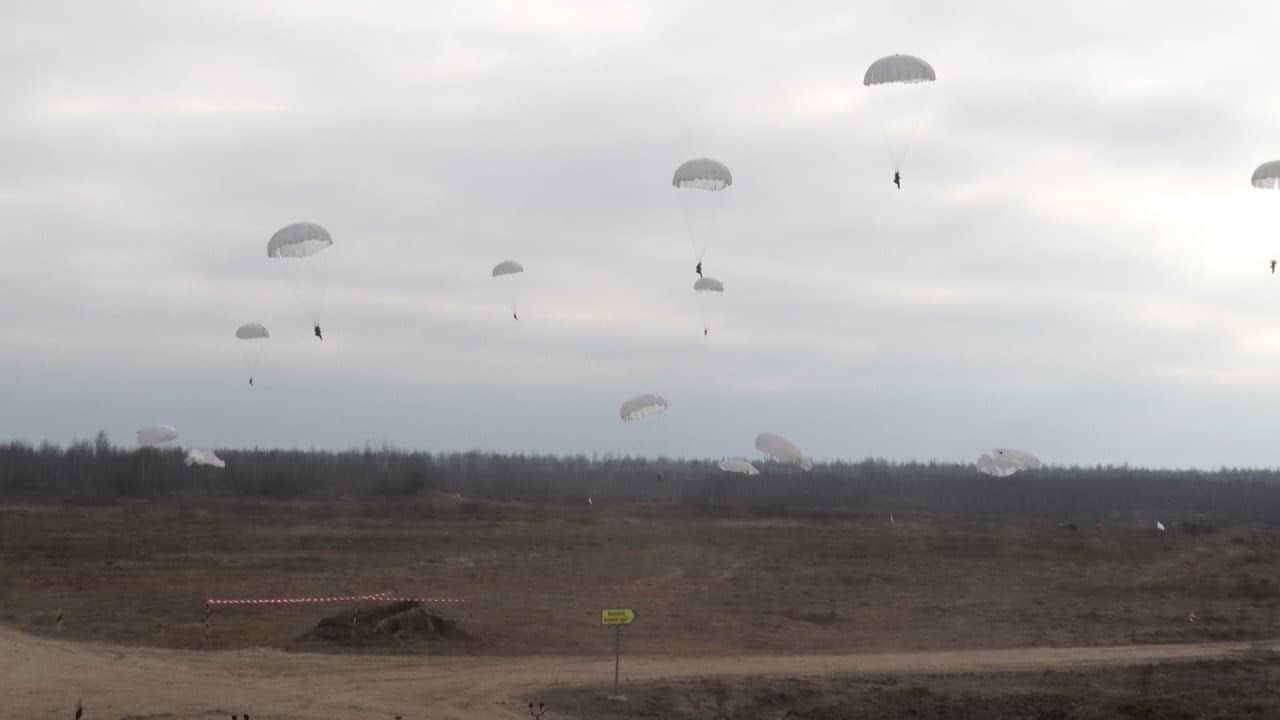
<box><xmin>614</xmin><ymin>625</ymin><xmax>621</xmax><ymax>694</ymax></box>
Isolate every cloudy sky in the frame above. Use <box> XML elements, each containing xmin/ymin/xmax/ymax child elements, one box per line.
<box><xmin>3</xmin><ymin>1</ymin><xmax>1280</xmax><ymax>467</ymax></box>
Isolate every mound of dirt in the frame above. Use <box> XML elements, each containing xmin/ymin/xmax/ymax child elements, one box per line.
<box><xmin>301</xmin><ymin>601</ymin><xmax>470</xmax><ymax>650</ymax></box>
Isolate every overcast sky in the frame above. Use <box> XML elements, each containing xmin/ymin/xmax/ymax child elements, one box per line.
<box><xmin>3</xmin><ymin>1</ymin><xmax>1280</xmax><ymax>467</ymax></box>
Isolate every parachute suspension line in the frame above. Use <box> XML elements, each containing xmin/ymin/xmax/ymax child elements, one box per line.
<box><xmin>679</xmin><ymin>192</ymin><xmax>706</xmax><ymax>262</ymax></box>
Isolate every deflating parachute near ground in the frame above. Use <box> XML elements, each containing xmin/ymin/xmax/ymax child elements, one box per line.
<box><xmin>137</xmin><ymin>425</ymin><xmax>179</xmax><ymax>447</ymax></box>
<box><xmin>491</xmin><ymin>260</ymin><xmax>525</xmax><ymax>320</ymax></box>
<box><xmin>619</xmin><ymin>394</ymin><xmax>669</xmax><ymax>422</ymax></box>
<box><xmin>976</xmin><ymin>448</ymin><xmax>1041</xmax><ymax>477</ymax></box>
<box><xmin>673</xmin><ymin>158</ymin><xmax>733</xmax><ymax>273</ymax></box>
<box><xmin>267</xmin><ymin>222</ymin><xmax>333</xmax><ymax>338</ymax></box>
<box><xmin>185</xmin><ymin>448</ymin><xmax>226</xmax><ymax>469</ymax></box>
<box><xmin>718</xmin><ymin>458</ymin><xmax>760</xmax><ymax>475</ymax></box>
<box><xmin>693</xmin><ymin>276</ymin><xmax>724</xmax><ymax>336</ymax></box>
<box><xmin>234</xmin><ymin>322</ymin><xmax>269</xmax><ymax>386</ymax></box>
<box><xmin>863</xmin><ymin>54</ymin><xmax>936</xmax><ymax>186</ymax></box>
<box><xmin>755</xmin><ymin>432</ymin><xmax>813</xmax><ymax>470</ymax></box>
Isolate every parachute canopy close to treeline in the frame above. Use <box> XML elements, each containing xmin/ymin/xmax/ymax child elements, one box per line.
<box><xmin>718</xmin><ymin>458</ymin><xmax>760</xmax><ymax>475</ymax></box>
<box><xmin>863</xmin><ymin>54</ymin><xmax>936</xmax><ymax>86</ymax></box>
<box><xmin>694</xmin><ymin>277</ymin><xmax>725</xmax><ymax>293</ymax></box>
<box><xmin>491</xmin><ymin>260</ymin><xmax>524</xmax><ymax>277</ymax></box>
<box><xmin>755</xmin><ymin>432</ymin><xmax>813</xmax><ymax>470</ymax></box>
<box><xmin>619</xmin><ymin>394</ymin><xmax>669</xmax><ymax>422</ymax></box>
<box><xmin>235</xmin><ymin>323</ymin><xmax>269</xmax><ymax>340</ymax></box>
<box><xmin>267</xmin><ymin>222</ymin><xmax>333</xmax><ymax>259</ymax></box>
<box><xmin>976</xmin><ymin>448</ymin><xmax>1041</xmax><ymax>477</ymax></box>
<box><xmin>1252</xmin><ymin>161</ymin><xmax>1280</xmax><ymax>189</ymax></box>
<box><xmin>672</xmin><ymin>158</ymin><xmax>733</xmax><ymax>191</ymax></box>
<box><xmin>137</xmin><ymin>425</ymin><xmax>179</xmax><ymax>447</ymax></box>
<box><xmin>185</xmin><ymin>448</ymin><xmax>226</xmax><ymax>469</ymax></box>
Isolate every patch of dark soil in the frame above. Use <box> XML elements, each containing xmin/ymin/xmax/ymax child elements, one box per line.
<box><xmin>298</xmin><ymin>601</ymin><xmax>470</xmax><ymax>651</ymax></box>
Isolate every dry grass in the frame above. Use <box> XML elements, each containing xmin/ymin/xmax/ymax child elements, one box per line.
<box><xmin>1</xmin><ymin>496</ymin><xmax>1278</xmax><ymax>657</ymax></box>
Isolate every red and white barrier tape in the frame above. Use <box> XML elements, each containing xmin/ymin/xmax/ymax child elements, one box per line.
<box><xmin>206</xmin><ymin>592</ymin><xmax>464</xmax><ymax>607</ymax></box>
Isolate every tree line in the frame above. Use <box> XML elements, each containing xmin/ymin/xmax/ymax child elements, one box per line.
<box><xmin>1</xmin><ymin>433</ymin><xmax>1278</xmax><ymax>525</ymax></box>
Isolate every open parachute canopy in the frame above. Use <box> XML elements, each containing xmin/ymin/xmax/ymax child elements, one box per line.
<box><xmin>976</xmin><ymin>448</ymin><xmax>1041</xmax><ymax>477</ymax></box>
<box><xmin>137</xmin><ymin>425</ymin><xmax>179</xmax><ymax>447</ymax></box>
<box><xmin>863</xmin><ymin>54</ymin><xmax>936</xmax><ymax>86</ymax></box>
<box><xmin>755</xmin><ymin>432</ymin><xmax>813</xmax><ymax>470</ymax></box>
<box><xmin>673</xmin><ymin>158</ymin><xmax>733</xmax><ymax>191</ymax></box>
<box><xmin>694</xmin><ymin>277</ymin><xmax>725</xmax><ymax>293</ymax></box>
<box><xmin>492</xmin><ymin>260</ymin><xmax>524</xmax><ymax>277</ymax></box>
<box><xmin>235</xmin><ymin>322</ymin><xmax>269</xmax><ymax>340</ymax></box>
<box><xmin>1252</xmin><ymin>161</ymin><xmax>1280</xmax><ymax>189</ymax></box>
<box><xmin>619</xmin><ymin>394</ymin><xmax>669</xmax><ymax>422</ymax></box>
<box><xmin>267</xmin><ymin>222</ymin><xmax>333</xmax><ymax>259</ymax></box>
<box><xmin>718</xmin><ymin>458</ymin><xmax>760</xmax><ymax>475</ymax></box>
<box><xmin>185</xmin><ymin>448</ymin><xmax>226</xmax><ymax>469</ymax></box>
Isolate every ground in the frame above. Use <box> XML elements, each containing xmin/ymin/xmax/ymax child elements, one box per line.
<box><xmin>1</xmin><ymin>497</ymin><xmax>1279</xmax><ymax>718</ymax></box>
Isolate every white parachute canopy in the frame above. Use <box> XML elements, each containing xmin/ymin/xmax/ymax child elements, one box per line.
<box><xmin>673</xmin><ymin>158</ymin><xmax>733</xmax><ymax>265</ymax></box>
<box><xmin>718</xmin><ymin>458</ymin><xmax>760</xmax><ymax>475</ymax></box>
<box><xmin>693</xmin><ymin>276</ymin><xmax>725</xmax><ymax>335</ymax></box>
<box><xmin>185</xmin><ymin>448</ymin><xmax>226</xmax><ymax>469</ymax></box>
<box><xmin>267</xmin><ymin>222</ymin><xmax>333</xmax><ymax>258</ymax></box>
<box><xmin>863</xmin><ymin>54</ymin><xmax>937</xmax><ymax>86</ymax></box>
<box><xmin>491</xmin><ymin>260</ymin><xmax>525</xmax><ymax>318</ymax></box>
<box><xmin>673</xmin><ymin>158</ymin><xmax>733</xmax><ymax>191</ymax></box>
<box><xmin>1252</xmin><ymin>161</ymin><xmax>1280</xmax><ymax>189</ymax></box>
<box><xmin>235</xmin><ymin>323</ymin><xmax>270</xmax><ymax>384</ymax></box>
<box><xmin>619</xmin><ymin>394</ymin><xmax>669</xmax><ymax>422</ymax></box>
<box><xmin>235</xmin><ymin>322</ymin><xmax>269</xmax><ymax>340</ymax></box>
<box><xmin>491</xmin><ymin>260</ymin><xmax>524</xmax><ymax>277</ymax></box>
<box><xmin>755</xmin><ymin>432</ymin><xmax>813</xmax><ymax>471</ymax></box>
<box><xmin>694</xmin><ymin>277</ymin><xmax>725</xmax><ymax>293</ymax></box>
<box><xmin>137</xmin><ymin>425</ymin><xmax>179</xmax><ymax>447</ymax></box>
<box><xmin>862</xmin><ymin>54</ymin><xmax>936</xmax><ymax>176</ymax></box>
<box><xmin>976</xmin><ymin>448</ymin><xmax>1041</xmax><ymax>477</ymax></box>
<box><xmin>267</xmin><ymin>222</ymin><xmax>333</xmax><ymax>330</ymax></box>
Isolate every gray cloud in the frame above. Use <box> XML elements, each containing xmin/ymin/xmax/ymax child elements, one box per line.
<box><xmin>2</xmin><ymin>1</ymin><xmax>1279</xmax><ymax>468</ymax></box>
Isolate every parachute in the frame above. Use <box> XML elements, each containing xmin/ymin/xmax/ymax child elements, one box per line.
<box><xmin>673</xmin><ymin>158</ymin><xmax>733</xmax><ymax>191</ymax></box>
<box><xmin>718</xmin><ymin>458</ymin><xmax>760</xmax><ymax>475</ymax></box>
<box><xmin>619</xmin><ymin>394</ymin><xmax>669</xmax><ymax>422</ymax></box>
<box><xmin>755</xmin><ymin>432</ymin><xmax>813</xmax><ymax>470</ymax></box>
<box><xmin>267</xmin><ymin>222</ymin><xmax>333</xmax><ymax>334</ymax></box>
<box><xmin>672</xmin><ymin>158</ymin><xmax>733</xmax><ymax>267</ymax></box>
<box><xmin>185</xmin><ymin>448</ymin><xmax>226</xmax><ymax>469</ymax></box>
<box><xmin>863</xmin><ymin>54</ymin><xmax>936</xmax><ymax>180</ymax></box>
<box><xmin>1251</xmin><ymin>161</ymin><xmax>1280</xmax><ymax>189</ymax></box>
<box><xmin>235</xmin><ymin>323</ymin><xmax>269</xmax><ymax>340</ymax></box>
<box><xmin>491</xmin><ymin>260</ymin><xmax>525</xmax><ymax>319</ymax></box>
<box><xmin>492</xmin><ymin>260</ymin><xmax>523</xmax><ymax>277</ymax></box>
<box><xmin>235</xmin><ymin>322</ymin><xmax>269</xmax><ymax>385</ymax></box>
<box><xmin>693</xmin><ymin>276</ymin><xmax>725</xmax><ymax>336</ymax></box>
<box><xmin>137</xmin><ymin>425</ymin><xmax>179</xmax><ymax>447</ymax></box>
<box><xmin>863</xmin><ymin>54</ymin><xmax>937</xmax><ymax>86</ymax></box>
<box><xmin>267</xmin><ymin>222</ymin><xmax>332</xmax><ymax>258</ymax></box>
<box><xmin>694</xmin><ymin>277</ymin><xmax>724</xmax><ymax>293</ymax></box>
<box><xmin>976</xmin><ymin>448</ymin><xmax>1041</xmax><ymax>477</ymax></box>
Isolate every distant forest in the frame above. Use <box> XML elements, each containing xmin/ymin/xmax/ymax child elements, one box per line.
<box><xmin>2</xmin><ymin>433</ymin><xmax>1280</xmax><ymax>525</ymax></box>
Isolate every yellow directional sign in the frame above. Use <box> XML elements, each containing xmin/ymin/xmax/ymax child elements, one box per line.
<box><xmin>601</xmin><ymin>608</ymin><xmax>636</xmax><ymax>625</ymax></box>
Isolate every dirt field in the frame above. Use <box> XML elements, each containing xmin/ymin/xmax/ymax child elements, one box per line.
<box><xmin>2</xmin><ymin>498</ymin><xmax>1280</xmax><ymax>718</ymax></box>
<box><xmin>2</xmin><ymin>498</ymin><xmax>1278</xmax><ymax>656</ymax></box>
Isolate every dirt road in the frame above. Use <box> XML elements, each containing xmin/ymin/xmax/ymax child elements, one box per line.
<box><xmin>3</xmin><ymin>627</ymin><xmax>1276</xmax><ymax>720</ymax></box>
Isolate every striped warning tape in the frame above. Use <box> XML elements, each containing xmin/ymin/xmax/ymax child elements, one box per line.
<box><xmin>206</xmin><ymin>592</ymin><xmax>464</xmax><ymax>607</ymax></box>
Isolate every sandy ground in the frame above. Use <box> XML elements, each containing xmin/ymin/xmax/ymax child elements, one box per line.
<box><xmin>4</xmin><ymin>626</ymin><xmax>1276</xmax><ymax>720</ymax></box>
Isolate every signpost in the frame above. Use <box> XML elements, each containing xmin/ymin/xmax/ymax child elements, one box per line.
<box><xmin>601</xmin><ymin>608</ymin><xmax>636</xmax><ymax>696</ymax></box>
